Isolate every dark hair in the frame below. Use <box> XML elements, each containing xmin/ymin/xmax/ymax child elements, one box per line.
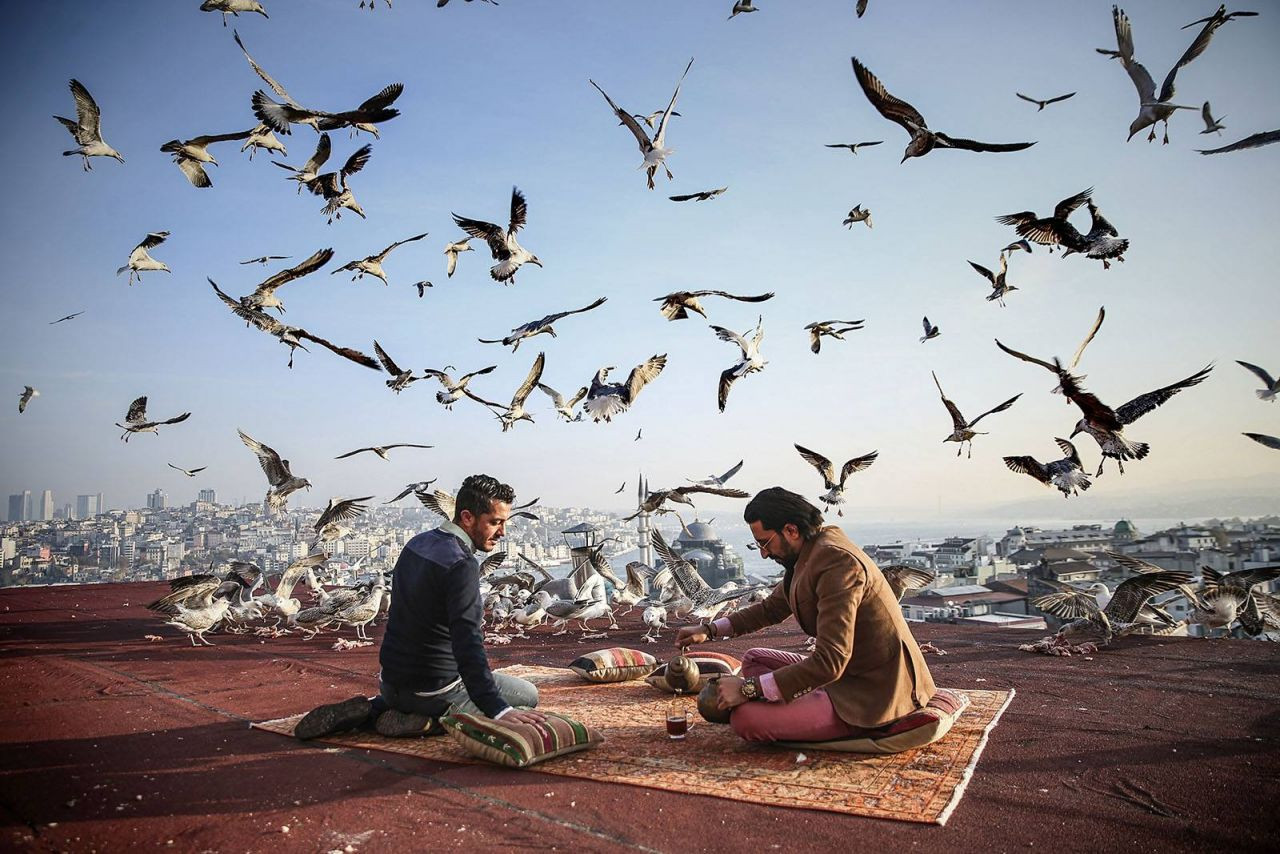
<box><xmin>453</xmin><ymin>474</ymin><xmax>516</xmax><ymax>522</ymax></box>
<box><xmin>743</xmin><ymin>487</ymin><xmax>824</xmax><ymax>541</ymax></box>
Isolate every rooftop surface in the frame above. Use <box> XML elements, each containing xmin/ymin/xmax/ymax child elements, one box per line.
<box><xmin>2</xmin><ymin>581</ymin><xmax>1278</xmax><ymax>852</ymax></box>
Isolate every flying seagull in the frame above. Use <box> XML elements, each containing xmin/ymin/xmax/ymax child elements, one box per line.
<box><xmin>537</xmin><ymin>382</ymin><xmax>589</xmax><ymax>422</ymax></box>
<box><xmin>632</xmin><ymin>109</ymin><xmax>681</xmax><ymax>131</ymax></box>
<box><xmin>932</xmin><ymin>372</ymin><xmax>1021</xmax><ymax>457</ymax></box>
<box><xmin>452</xmin><ymin>187</ymin><xmax>542</xmax><ymax>283</ymax></box>
<box><xmin>412</xmin><ymin>280</ymin><xmax>432</xmax><ymax>298</ymax></box>
<box><xmin>116</xmin><ymin>396</ymin><xmax>191</xmax><ymax>442</ymax></box>
<box><xmin>238</xmin><ymin>247</ymin><xmax>333</xmax><ymax>314</ymax></box>
<box><xmin>334</xmin><ymin>444</ymin><xmax>433</xmax><ymax>461</ymax></box>
<box><xmin>420</xmin><ymin>364</ymin><xmax>498</xmax><ymax>409</ymax></box>
<box><xmin>843</xmin><ymin>205</ymin><xmax>872</xmax><ymax>229</ymax></box>
<box><xmin>18</xmin><ymin>386</ymin><xmax>39</xmax><ymax>414</ymax></box>
<box><xmin>1200</xmin><ymin>101</ymin><xmax>1226</xmax><ymax>134</ymax></box>
<box><xmin>373</xmin><ymin>341</ymin><xmax>422</xmax><ymax>393</ymax></box>
<box><xmin>582</xmin><ymin>355</ymin><xmax>667</xmax><ymax>423</ymax></box>
<box><xmin>687</xmin><ymin>459</ymin><xmax>744</xmax><ymax>487</ymax></box>
<box><xmin>241</xmin><ymin>123</ymin><xmax>287</xmax><ymax>160</ymax></box>
<box><xmin>635</xmin><ymin>429</ymin><xmax>643</xmax><ymax>441</ymax></box>
<box><xmin>252</xmin><ymin>83</ymin><xmax>401</xmax><ymax>138</ymax></box>
<box><xmin>624</xmin><ymin>484</ymin><xmax>750</xmax><ymax>521</ymax></box>
<box><xmin>49</xmin><ymin>311</ymin><xmax>84</xmax><ymax>325</ymax></box>
<box><xmin>417</xmin><ymin>489</ymin><xmax>540</xmax><ymax>522</ymax></box>
<box><xmin>794</xmin><ymin>444</ymin><xmax>878</xmax><ymax>517</ymax></box>
<box><xmin>310</xmin><ymin>496</ymin><xmax>373</xmax><ymax>550</ymax></box>
<box><xmin>478</xmin><ymin>297</ymin><xmax>608</xmax><ymax>351</ymax></box>
<box><xmin>590</xmin><ymin>58</ymin><xmax>695</xmax><ymax>190</ymax></box>
<box><xmin>168</xmin><ymin>463</ymin><xmax>207</xmax><ymax>477</ymax></box>
<box><xmin>1197</xmin><ymin>129</ymin><xmax>1280</xmax><ymax>155</ymax></box>
<box><xmin>332</xmin><ymin>232</ymin><xmax>428</xmax><ymax>285</ymax></box>
<box><xmin>443</xmin><ymin>238</ymin><xmax>473</xmax><ymax>277</ymax></box>
<box><xmin>160</xmin><ymin>130</ymin><xmax>253</xmax><ymax>188</ymax></box>
<box><xmin>200</xmin><ymin>1</ymin><xmax>268</xmax><ymax>25</ymax></box>
<box><xmin>462</xmin><ymin>351</ymin><xmax>546</xmax><ymax>432</ymax></box>
<box><xmin>654</xmin><ymin>290</ymin><xmax>773</xmax><ymax>321</ymax></box>
<box><xmin>1236</xmin><ymin>360</ymin><xmax>1278</xmax><ymax>402</ymax></box>
<box><xmin>615</xmin><ymin>482</ymin><xmax>627</xmax><ymax>494</ymax></box>
<box><xmin>920</xmin><ymin>316</ymin><xmax>940</xmax><ymax>342</ymax></box>
<box><xmin>994</xmin><ymin>306</ymin><xmax>1106</xmax><ymax>395</ymax></box>
<box><xmin>384</xmin><ymin>479</ymin><xmax>438</xmax><ymax>504</ymax></box>
<box><xmin>238</xmin><ymin>428</ymin><xmax>311</xmax><ymax>512</ymax></box>
<box><xmin>825</xmin><ymin>141</ymin><xmax>883</xmax><ymax>154</ymax></box>
<box><xmin>997</xmin><ymin>188</ymin><xmax>1125</xmax><ymax>262</ymax></box>
<box><xmin>670</xmin><ymin>187</ymin><xmax>728</xmax><ymax>202</ymax></box>
<box><xmin>712</xmin><ymin>316</ymin><xmax>766</xmax><ymax>412</ymax></box>
<box><xmin>1002</xmin><ymin>239</ymin><xmax>1032</xmax><ymax>256</ymax></box>
<box><xmin>1016</xmin><ymin>91</ymin><xmax>1076</xmax><ymax>111</ymax></box>
<box><xmin>306</xmin><ymin>143</ymin><xmax>372</xmax><ymax>223</ymax></box>
<box><xmin>805</xmin><ymin>319</ymin><xmax>864</xmax><ymax>354</ymax></box>
<box><xmin>240</xmin><ymin>254</ymin><xmax>291</xmax><ymax>266</ymax></box>
<box><xmin>851</xmin><ymin>56</ymin><xmax>1035</xmax><ymax>162</ymax></box>
<box><xmin>271</xmin><ymin>132</ymin><xmax>331</xmax><ymax>193</ymax></box>
<box><xmin>54</xmin><ymin>79</ymin><xmax>124</xmax><ymax>170</ymax></box>
<box><xmin>728</xmin><ymin>1</ymin><xmax>757</xmax><ymax>19</ymax></box>
<box><xmin>1062</xmin><ymin>199</ymin><xmax>1129</xmax><ymax>269</ymax></box>
<box><xmin>1243</xmin><ymin>432</ymin><xmax>1280</xmax><ymax>450</ymax></box>
<box><xmin>969</xmin><ymin>255</ymin><xmax>1018</xmax><ymax>306</ymax></box>
<box><xmin>117</xmin><ymin>232</ymin><xmax>171</xmax><ymax>285</ymax></box>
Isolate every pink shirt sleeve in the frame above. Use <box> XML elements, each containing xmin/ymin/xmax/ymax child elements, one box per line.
<box><xmin>757</xmin><ymin>672</ymin><xmax>782</xmax><ymax>702</ymax></box>
<box><xmin>712</xmin><ymin>617</ymin><xmax>733</xmax><ymax>638</ymax></box>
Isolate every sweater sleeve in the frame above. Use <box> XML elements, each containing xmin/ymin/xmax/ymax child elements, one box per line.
<box><xmin>444</xmin><ymin>556</ymin><xmax>509</xmax><ymax>718</ymax></box>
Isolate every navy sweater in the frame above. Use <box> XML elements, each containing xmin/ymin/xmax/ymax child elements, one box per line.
<box><xmin>378</xmin><ymin>528</ymin><xmax>507</xmax><ymax>718</ymax></box>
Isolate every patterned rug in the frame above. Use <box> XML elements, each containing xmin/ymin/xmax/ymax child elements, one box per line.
<box><xmin>253</xmin><ymin>665</ymin><xmax>1014</xmax><ymax>825</ymax></box>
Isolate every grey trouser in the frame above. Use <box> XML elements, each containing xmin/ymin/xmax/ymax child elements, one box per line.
<box><xmin>379</xmin><ymin>672</ymin><xmax>538</xmax><ymax>718</ymax></box>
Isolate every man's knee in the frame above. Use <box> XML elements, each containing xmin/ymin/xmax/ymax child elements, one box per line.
<box><xmin>729</xmin><ymin>705</ymin><xmax>775</xmax><ymax>743</ymax></box>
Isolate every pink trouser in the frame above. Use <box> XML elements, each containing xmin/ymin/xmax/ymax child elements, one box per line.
<box><xmin>730</xmin><ymin>648</ymin><xmax>859</xmax><ymax>743</ymax></box>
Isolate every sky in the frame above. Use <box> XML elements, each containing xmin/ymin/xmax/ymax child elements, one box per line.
<box><xmin>1</xmin><ymin>0</ymin><xmax>1278</xmax><ymax>527</ymax></box>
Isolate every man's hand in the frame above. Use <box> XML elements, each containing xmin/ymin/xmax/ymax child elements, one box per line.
<box><xmin>674</xmin><ymin>624</ymin><xmax>710</xmax><ymax>649</ymax></box>
<box><xmin>501</xmin><ymin>708</ymin><xmax>547</xmax><ymax>726</ymax></box>
<box><xmin>715</xmin><ymin>676</ymin><xmax>749</xmax><ymax>711</ymax></box>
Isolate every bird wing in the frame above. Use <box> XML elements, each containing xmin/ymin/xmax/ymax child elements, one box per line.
<box><xmin>510</xmin><ymin>352</ymin><xmax>546</xmax><ymax>407</ymax></box>
<box><xmin>416</xmin><ymin>488</ymin><xmax>456</xmax><ymax>519</ymax></box>
<box><xmin>717</xmin><ymin>459</ymin><xmax>745</xmax><ymax>484</ymax></box>
<box><xmin>358</xmin><ymin>82</ymin><xmax>404</xmax><ymax>112</ymax></box>
<box><xmin>1053</xmin><ymin>437</ymin><xmax>1083</xmax><ymax>465</ymax></box>
<box><xmin>315</xmin><ymin>496</ymin><xmax>372</xmax><ymax>530</ymax></box>
<box><xmin>589</xmin><ymin>78</ymin><xmax>652</xmax><ymax>152</ymax></box>
<box><xmin>545</xmin><ymin>296</ymin><xmax>608</xmax><ymax>324</ymax></box>
<box><xmin>1033</xmin><ymin>584</ymin><xmax>1102</xmax><ymax>620</ymax></box>
<box><xmin>233</xmin><ymin>30</ymin><xmax>299</xmax><ymax>105</ymax></box>
<box><xmin>479</xmin><ymin>550</ymin><xmax>509</xmax><ymax>576</ymax></box>
<box><xmin>1197</xmin><ymin>129</ymin><xmax>1280</xmax><ymax>155</ymax></box>
<box><xmin>1105</xmin><ymin>571</ymin><xmax>1193</xmax><ymax>622</ymax></box>
<box><xmin>292</xmin><ymin>328</ymin><xmax>381</xmax><ymax>370</ymax></box>
<box><xmin>1160</xmin><ymin>13</ymin><xmax>1224</xmax><ymax>103</ymax></box>
<box><xmin>167</xmin><ymin>463</ymin><xmax>190</xmax><ymax>475</ymax></box>
<box><xmin>717</xmin><ymin>367</ymin><xmax>738</xmax><ymax>412</ymax></box>
<box><xmin>671</xmin><ymin>484</ymin><xmax>750</xmax><ymax>500</ymax></box>
<box><xmin>932</xmin><ymin>372</ymin><xmax>968</xmax><ymax>432</ymax></box>
<box><xmin>922</xmin><ymin>316</ymin><xmax>935</xmax><ymax>335</ymax></box>
<box><xmin>302</xmin><ymin>133</ymin><xmax>332</xmax><ymax>174</ymax></box>
<box><xmin>1244</xmin><ymin>432</ymin><xmax>1280</xmax><ymax>450</ymax></box>
<box><xmin>651</xmin><ymin>528</ymin><xmax>710</xmax><ymax>596</ymax></box>
<box><xmin>1110</xmin><ymin>7</ymin><xmax>1157</xmax><ymax>103</ymax></box>
<box><xmin>333</xmin><ymin>447</ymin><xmax>373</xmax><ymax>459</ymax></box>
<box><xmin>139</xmin><ymin>232</ymin><xmax>169</xmax><ymax>250</ymax></box>
<box><xmin>451</xmin><ymin>214</ymin><xmax>507</xmax><ymax>258</ymax></box>
<box><xmin>1104</xmin><ymin>550</ymin><xmax>1165</xmax><ymax>574</ymax></box>
<box><xmin>125</xmin><ymin>396</ymin><xmax>148</xmax><ymax>423</ymax></box>
<box><xmin>341</xmin><ymin>144</ymin><xmax>373</xmax><ymax>178</ymax></box>
<box><xmin>808</xmin><ymin>325</ymin><xmax>823</xmax><ymax>353</ymax></box>
<box><xmin>457</xmin><ymin>364</ymin><xmax>498</xmax><ymax>384</ymax></box>
<box><xmin>254</xmin><ymin>247</ymin><xmax>334</xmax><ymax>295</ymax></box>
<box><xmin>995</xmin><ymin>339</ymin><xmax>1059</xmax><ymax>373</ymax></box>
<box><xmin>669</xmin><ymin>192</ymin><xmax>700</xmax><ymax>202</ymax></box>
<box><xmin>881</xmin><ymin>564</ymin><xmax>936</xmax><ymax>601</ymax></box>
<box><xmin>177</xmin><ymin>158</ymin><xmax>212</xmax><ymax>188</ymax></box>
<box><xmin>1115</xmin><ymin>365</ymin><xmax>1213</xmax><ymax>425</ymax></box>
<box><xmin>1045</xmin><ymin>92</ymin><xmax>1076</xmax><ymax>105</ymax></box>
<box><xmin>238</xmin><ymin>429</ymin><xmax>288</xmax><ymax>485</ymax></box>
<box><xmin>703</xmin><ymin>290</ymin><xmax>775</xmax><ymax>304</ymax></box>
<box><xmin>934</xmin><ymin>132</ymin><xmax>1037</xmax><ymax>153</ymax></box>
<box><xmin>378</xmin><ymin>231</ymin><xmax>429</xmax><ymax>260</ymax></box>
<box><xmin>968</xmin><ymin>260</ymin><xmax>995</xmax><ymax>284</ymax></box>
<box><xmin>1003</xmin><ymin>455</ymin><xmax>1051</xmax><ymax>484</ymax></box>
<box><xmin>794</xmin><ymin>444</ymin><xmax>836</xmax><ymax>488</ymax></box>
<box><xmin>275</xmin><ymin>556</ymin><xmax>313</xmax><ymax>601</ymax></box>
<box><xmin>1201</xmin><ymin>101</ymin><xmax>1214</xmax><ymax>126</ymax></box>
<box><xmin>507</xmin><ymin>187</ymin><xmax>529</xmax><ymax>234</ymax></box>
<box><xmin>624</xmin><ymin>354</ymin><xmax>667</xmax><ymax>403</ymax></box>
<box><xmin>710</xmin><ymin>324</ymin><xmax>749</xmax><ymax>356</ymax></box>
<box><xmin>1068</xmin><ymin>306</ymin><xmax>1106</xmax><ymax>370</ymax></box>
<box><xmin>1236</xmin><ymin>360</ymin><xmax>1276</xmax><ymax>388</ymax></box>
<box><xmin>966</xmin><ymin>393</ymin><xmax>1022</xmax><ymax>429</ymax></box>
<box><xmin>536</xmin><ymin>383</ymin><xmax>567</xmax><ymax>408</ymax></box>
<box><xmin>652</xmin><ymin>58</ymin><xmax>694</xmax><ymax>148</ymax></box>
<box><xmin>384</xmin><ymin>443</ymin><xmax>432</xmax><ymax>452</ymax></box>
<box><xmin>838</xmin><ymin>451</ymin><xmax>878</xmax><ymax>485</ymax></box>
<box><xmin>158</xmin><ymin>412</ymin><xmax>192</xmax><ymax>427</ymax></box>
<box><xmin>1015</xmin><ymin>93</ymin><xmax>1040</xmax><ymax>105</ymax></box>
<box><xmin>210</xmin><ymin>278</ymin><xmax>273</xmax><ymax>329</ymax></box>
<box><xmin>517</xmin><ymin>553</ymin><xmax>553</xmax><ymax>582</ymax></box>
<box><xmin>850</xmin><ymin>57</ymin><xmax>927</xmax><ymax>135</ymax></box>
<box><xmin>68</xmin><ymin>79</ymin><xmax>103</xmax><ymax>141</ymax></box>
<box><xmin>189</xmin><ymin>130</ymin><xmax>255</xmax><ymax>146</ymax></box>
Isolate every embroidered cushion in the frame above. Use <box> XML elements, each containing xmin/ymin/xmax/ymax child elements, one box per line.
<box><xmin>645</xmin><ymin>651</ymin><xmax>742</xmax><ymax>693</ymax></box>
<box><xmin>568</xmin><ymin>647</ymin><xmax>658</xmax><ymax>683</ymax></box>
<box><xmin>776</xmin><ymin>687</ymin><xmax>970</xmax><ymax>754</ymax></box>
<box><xmin>440</xmin><ymin>711</ymin><xmax>603</xmax><ymax>768</ymax></box>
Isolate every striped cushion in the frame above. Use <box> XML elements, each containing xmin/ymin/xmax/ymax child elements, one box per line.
<box><xmin>440</xmin><ymin>711</ymin><xmax>602</xmax><ymax>768</ymax></box>
<box><xmin>645</xmin><ymin>652</ymin><xmax>742</xmax><ymax>693</ymax></box>
<box><xmin>569</xmin><ymin>647</ymin><xmax>658</xmax><ymax>683</ymax></box>
<box><xmin>776</xmin><ymin>688</ymin><xmax>970</xmax><ymax>754</ymax></box>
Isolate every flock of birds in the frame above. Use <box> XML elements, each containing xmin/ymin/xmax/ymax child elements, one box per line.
<box><xmin>19</xmin><ymin>3</ymin><xmax>1280</xmax><ymax>649</ymax></box>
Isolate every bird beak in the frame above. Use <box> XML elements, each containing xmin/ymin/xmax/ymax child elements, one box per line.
<box><xmin>1069</xmin><ymin>426</ymin><xmax>1081</xmax><ymax>439</ymax></box>
<box><xmin>900</xmin><ymin>153</ymin><xmax>909</xmax><ymax>164</ymax></box>
<box><xmin>530</xmin><ymin>258</ymin><xmax>543</xmax><ymax>267</ymax></box>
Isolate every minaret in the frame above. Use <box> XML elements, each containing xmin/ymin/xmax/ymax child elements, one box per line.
<box><xmin>636</xmin><ymin>474</ymin><xmax>653</xmax><ymax>566</ymax></box>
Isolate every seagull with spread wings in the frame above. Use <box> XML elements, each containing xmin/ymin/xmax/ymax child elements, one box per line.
<box><xmin>851</xmin><ymin>56</ymin><xmax>1035</xmax><ymax>162</ymax></box>
<box><xmin>116</xmin><ymin>396</ymin><xmax>191</xmax><ymax>442</ymax></box>
<box><xmin>373</xmin><ymin>341</ymin><xmax>422</xmax><ymax>393</ymax></box>
<box><xmin>384</xmin><ymin>479</ymin><xmax>437</xmax><ymax>504</ymax></box>
<box><xmin>794</xmin><ymin>444</ymin><xmax>878</xmax><ymax>516</ymax></box>
<box><xmin>582</xmin><ymin>355</ymin><xmax>667</xmax><ymax>423</ymax></box>
<box><xmin>332</xmin><ymin>232</ymin><xmax>427</xmax><ymax>286</ymax></box>
<box><xmin>537</xmin><ymin>382</ymin><xmax>589</xmax><ymax>422</ymax></box>
<box><xmin>995</xmin><ymin>305</ymin><xmax>1106</xmax><ymax>395</ymax></box>
<box><xmin>996</xmin><ymin>187</ymin><xmax>1095</xmax><ymax>254</ymax></box>
<box><xmin>1016</xmin><ymin>91</ymin><xmax>1076</xmax><ymax>111</ymax></box>
<box><xmin>650</xmin><ymin>529</ymin><xmax>769</xmax><ymax>619</ymax></box>
<box><xmin>712</xmin><ymin>316</ymin><xmax>766</xmax><ymax>412</ymax></box>
<box><xmin>306</xmin><ymin>143</ymin><xmax>373</xmax><ymax>223</ymax></box>
<box><xmin>931</xmin><ymin>372</ymin><xmax>1021</xmax><ymax>458</ymax></box>
<box><xmin>420</xmin><ymin>364</ymin><xmax>498</xmax><ymax>409</ymax></box>
<box><xmin>670</xmin><ymin>187</ymin><xmax>727</xmax><ymax>203</ymax></box>
<box><xmin>969</xmin><ymin>255</ymin><xmax>1018</xmax><ymax>306</ymax></box>
<box><xmin>1062</xmin><ymin>199</ymin><xmax>1129</xmax><ymax>269</ymax></box>
<box><xmin>1236</xmin><ymin>360</ymin><xmax>1278</xmax><ymax>402</ymax></box>
<box><xmin>240</xmin><ymin>254</ymin><xmax>290</xmax><ymax>266</ymax></box>
<box><xmin>272</xmin><ymin>132</ymin><xmax>331</xmax><ymax>193</ymax></box>
<box><xmin>623</xmin><ymin>485</ymin><xmax>750</xmax><ymax>522</ymax></box>
<box><xmin>462</xmin><ymin>352</ymin><xmax>546</xmax><ymax>432</ymax></box>
<box><xmin>18</xmin><ymin>386</ymin><xmax>39</xmax><ymax>414</ymax></box>
<box><xmin>1003</xmin><ymin>439</ymin><xmax>1093</xmax><ymax>498</ymax></box>
<box><xmin>805</xmin><ymin>319</ymin><xmax>864</xmax><ymax>354</ymax></box>
<box><xmin>310</xmin><ymin>496</ymin><xmax>374</xmax><ymax>550</ymax></box>
<box><xmin>920</xmin><ymin>316</ymin><xmax>940</xmax><ymax>343</ymax></box>
<box><xmin>452</xmin><ymin>187</ymin><xmax>542</xmax><ymax>284</ymax></box>
<box><xmin>334</xmin><ymin>444</ymin><xmax>432</xmax><ymax>461</ymax></box>
<box><xmin>252</xmin><ymin>79</ymin><xmax>401</xmax><ymax>138</ymax></box>
<box><xmin>241</xmin><ymin>123</ymin><xmax>287</xmax><ymax>159</ymax></box>
<box><xmin>825</xmin><ymin>140</ymin><xmax>883</xmax><ymax>154</ymax></box>
<box><xmin>237</xmin><ymin>247</ymin><xmax>333</xmax><ymax>314</ymax></box>
<box><xmin>1197</xmin><ymin>128</ymin><xmax>1279</xmax><ymax>155</ymax></box>
<box><xmin>49</xmin><ymin>311</ymin><xmax>84</xmax><ymax>325</ymax></box>
<box><xmin>687</xmin><ymin>459</ymin><xmax>744</xmax><ymax>487</ymax></box>
<box><xmin>238</xmin><ymin>428</ymin><xmax>311</xmax><ymax>512</ymax></box>
<box><xmin>54</xmin><ymin>79</ymin><xmax>124</xmax><ymax>170</ymax></box>
<box><xmin>160</xmin><ymin>130</ymin><xmax>253</xmax><ymax>188</ymax></box>
<box><xmin>1200</xmin><ymin>101</ymin><xmax>1226</xmax><ymax>134</ymax></box>
<box><xmin>117</xmin><ymin>232</ymin><xmax>171</xmax><ymax>285</ymax></box>
<box><xmin>478</xmin><ymin>297</ymin><xmax>607</xmax><ymax>352</ymax></box>
<box><xmin>443</xmin><ymin>238</ymin><xmax>473</xmax><ymax>278</ymax></box>
<box><xmin>843</xmin><ymin>205</ymin><xmax>872</xmax><ymax>229</ymax></box>
<box><xmin>590</xmin><ymin>58</ymin><xmax>695</xmax><ymax>189</ymax></box>
<box><xmin>168</xmin><ymin>463</ymin><xmax>207</xmax><ymax>477</ymax></box>
<box><xmin>727</xmin><ymin>1</ymin><xmax>757</xmax><ymax>19</ymax></box>
<box><xmin>653</xmin><ymin>290</ymin><xmax>773</xmax><ymax>321</ymax></box>
<box><xmin>1046</xmin><ymin>570</ymin><xmax>1194</xmax><ymax>647</ymax></box>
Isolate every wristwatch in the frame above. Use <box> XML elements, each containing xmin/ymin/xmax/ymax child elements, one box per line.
<box><xmin>739</xmin><ymin>676</ymin><xmax>761</xmax><ymax>701</ymax></box>
<box><xmin>700</xmin><ymin>619</ymin><xmax>717</xmax><ymax>640</ymax></box>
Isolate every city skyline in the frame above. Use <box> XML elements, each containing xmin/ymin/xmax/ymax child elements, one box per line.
<box><xmin>2</xmin><ymin>1</ymin><xmax>1278</xmax><ymax>527</ymax></box>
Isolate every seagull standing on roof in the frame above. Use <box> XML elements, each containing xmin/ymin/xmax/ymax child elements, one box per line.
<box><xmin>18</xmin><ymin>386</ymin><xmax>39</xmax><ymax>414</ymax></box>
<box><xmin>421</xmin><ymin>364</ymin><xmax>498</xmax><ymax>409</ymax></box>
<box><xmin>238</xmin><ymin>248</ymin><xmax>333</xmax><ymax>314</ymax></box>
<box><xmin>443</xmin><ymin>238</ymin><xmax>473</xmax><ymax>277</ymax></box>
<box><xmin>794</xmin><ymin>444</ymin><xmax>878</xmax><ymax>516</ymax></box>
<box><xmin>117</xmin><ymin>232</ymin><xmax>171</xmax><ymax>285</ymax></box>
<box><xmin>1016</xmin><ymin>91</ymin><xmax>1076</xmax><ymax>111</ymax></box>
<box><xmin>1003</xmin><ymin>438</ymin><xmax>1093</xmax><ymax>498</ymax></box>
<box><xmin>333</xmin><ymin>233</ymin><xmax>428</xmax><ymax>286</ymax></box>
<box><xmin>712</xmin><ymin>316</ymin><xmax>766</xmax><ymax>412</ymax></box>
<box><xmin>969</xmin><ymin>255</ymin><xmax>1017</xmax><ymax>306</ymax></box>
<box><xmin>160</xmin><ymin>130</ymin><xmax>253</xmax><ymax>187</ymax></box>
<box><xmin>54</xmin><ymin>79</ymin><xmax>124</xmax><ymax>170</ymax></box>
<box><xmin>452</xmin><ymin>187</ymin><xmax>542</xmax><ymax>284</ymax></box>
<box><xmin>1049</xmin><ymin>570</ymin><xmax>1194</xmax><ymax>646</ymax></box>
<box><xmin>851</xmin><ymin>57</ymin><xmax>1035</xmax><ymax>162</ymax></box>
<box><xmin>590</xmin><ymin>58</ymin><xmax>695</xmax><ymax>190</ymax></box>
<box><xmin>1236</xmin><ymin>360</ymin><xmax>1278</xmax><ymax>402</ymax></box>
<box><xmin>805</xmin><ymin>319</ymin><xmax>864</xmax><ymax>354</ymax></box>
<box><xmin>116</xmin><ymin>396</ymin><xmax>191</xmax><ymax>442</ymax></box>
<box><xmin>931</xmin><ymin>372</ymin><xmax>1021</xmax><ymax>457</ymax></box>
<box><xmin>238</xmin><ymin>429</ymin><xmax>311</xmax><ymax>512</ymax></box>
<box><xmin>462</xmin><ymin>352</ymin><xmax>546</xmax><ymax>432</ymax></box>
<box><xmin>582</xmin><ymin>355</ymin><xmax>667</xmax><ymax>423</ymax></box>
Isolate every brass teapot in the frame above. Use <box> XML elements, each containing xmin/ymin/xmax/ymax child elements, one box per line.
<box><xmin>665</xmin><ymin>653</ymin><xmax>701</xmax><ymax>694</ymax></box>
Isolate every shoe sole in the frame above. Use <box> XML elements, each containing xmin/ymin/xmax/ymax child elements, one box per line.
<box><xmin>375</xmin><ymin>710</ymin><xmax>441</xmax><ymax>738</ymax></box>
<box><xmin>295</xmin><ymin>696</ymin><xmax>372</xmax><ymax>741</ymax></box>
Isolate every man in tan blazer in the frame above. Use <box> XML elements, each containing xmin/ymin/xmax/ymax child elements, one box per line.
<box><xmin>676</xmin><ymin>487</ymin><xmax>936</xmax><ymax>742</ymax></box>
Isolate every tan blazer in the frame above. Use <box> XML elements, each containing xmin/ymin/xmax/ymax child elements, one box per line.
<box><xmin>726</xmin><ymin>526</ymin><xmax>936</xmax><ymax>728</ymax></box>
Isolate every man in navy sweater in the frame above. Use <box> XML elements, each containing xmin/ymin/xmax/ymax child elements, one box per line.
<box><xmin>295</xmin><ymin>474</ymin><xmax>544</xmax><ymax>740</ymax></box>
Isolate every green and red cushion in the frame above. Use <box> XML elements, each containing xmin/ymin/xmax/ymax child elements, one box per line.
<box><xmin>645</xmin><ymin>651</ymin><xmax>742</xmax><ymax>693</ymax></box>
<box><xmin>776</xmin><ymin>687</ymin><xmax>970</xmax><ymax>754</ymax></box>
<box><xmin>568</xmin><ymin>647</ymin><xmax>658</xmax><ymax>683</ymax></box>
<box><xmin>440</xmin><ymin>711</ymin><xmax>602</xmax><ymax>768</ymax></box>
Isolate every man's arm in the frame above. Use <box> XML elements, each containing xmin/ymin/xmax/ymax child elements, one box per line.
<box><xmin>767</xmin><ymin>551</ymin><xmax>865</xmax><ymax>702</ymax></box>
<box><xmin>444</xmin><ymin>556</ymin><xmax>511</xmax><ymax>718</ymax></box>
<box><xmin>725</xmin><ymin>580</ymin><xmax>791</xmax><ymax>637</ymax></box>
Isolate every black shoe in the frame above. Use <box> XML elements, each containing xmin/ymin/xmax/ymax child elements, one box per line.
<box><xmin>375</xmin><ymin>709</ymin><xmax>443</xmax><ymax>738</ymax></box>
<box><xmin>295</xmin><ymin>696</ymin><xmax>372</xmax><ymax>741</ymax></box>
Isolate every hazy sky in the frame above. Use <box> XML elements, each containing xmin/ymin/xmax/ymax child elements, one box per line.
<box><xmin>2</xmin><ymin>0</ymin><xmax>1277</xmax><ymax>524</ymax></box>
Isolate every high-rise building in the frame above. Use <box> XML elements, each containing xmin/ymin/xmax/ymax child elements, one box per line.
<box><xmin>97</xmin><ymin>493</ymin><xmax>105</xmax><ymax>514</ymax></box>
<box><xmin>37</xmin><ymin>490</ymin><xmax>54</xmax><ymax>521</ymax></box>
<box><xmin>147</xmin><ymin>489</ymin><xmax>167</xmax><ymax>511</ymax></box>
<box><xmin>75</xmin><ymin>494</ymin><xmax>101</xmax><ymax>520</ymax></box>
<box><xmin>197</xmin><ymin>488</ymin><xmax>217</xmax><ymax>504</ymax></box>
<box><xmin>7</xmin><ymin>493</ymin><xmax>26</xmax><ymax>522</ymax></box>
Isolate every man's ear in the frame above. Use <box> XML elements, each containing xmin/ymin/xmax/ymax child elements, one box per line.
<box><xmin>458</xmin><ymin>509</ymin><xmax>474</xmax><ymax>527</ymax></box>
